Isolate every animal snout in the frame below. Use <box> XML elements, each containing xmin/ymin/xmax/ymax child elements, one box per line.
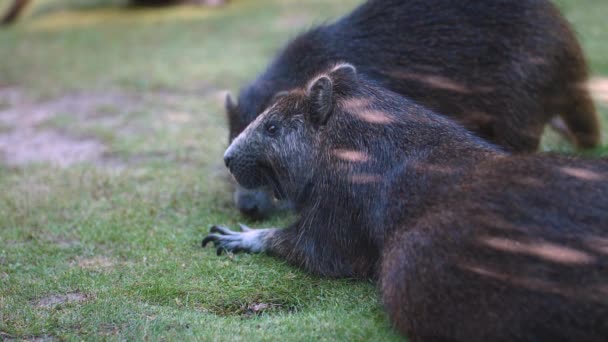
<box><xmin>234</xmin><ymin>186</ymin><xmax>277</xmax><ymax>220</ymax></box>
<box><xmin>224</xmin><ymin>153</ymin><xmax>234</xmax><ymax>168</ymax></box>
<box><xmin>239</xmin><ymin>201</ymin><xmax>260</xmax><ymax>218</ymax></box>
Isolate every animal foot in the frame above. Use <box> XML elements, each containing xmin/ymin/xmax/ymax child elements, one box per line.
<box><xmin>202</xmin><ymin>224</ymin><xmax>273</xmax><ymax>256</ymax></box>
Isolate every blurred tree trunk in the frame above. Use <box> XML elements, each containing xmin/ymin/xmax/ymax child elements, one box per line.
<box><xmin>1</xmin><ymin>0</ymin><xmax>30</xmax><ymax>25</ymax></box>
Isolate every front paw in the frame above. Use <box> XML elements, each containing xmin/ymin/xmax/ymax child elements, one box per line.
<box><xmin>202</xmin><ymin>224</ymin><xmax>273</xmax><ymax>256</ymax></box>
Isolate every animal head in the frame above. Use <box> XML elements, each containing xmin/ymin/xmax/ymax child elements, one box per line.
<box><xmin>225</xmin><ymin>87</ymin><xmax>293</xmax><ymax>142</ymax></box>
<box><xmin>225</xmin><ymin>85</ymin><xmax>289</xmax><ymax>219</ymax></box>
<box><xmin>223</xmin><ymin>63</ymin><xmax>358</xmax><ymax>200</ymax></box>
<box><xmin>228</xmin><ymin>89</ymin><xmax>293</xmax><ymax>219</ymax></box>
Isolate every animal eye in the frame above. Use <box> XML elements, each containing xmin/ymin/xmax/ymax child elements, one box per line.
<box><xmin>266</xmin><ymin>123</ymin><xmax>278</xmax><ymax>136</ymax></box>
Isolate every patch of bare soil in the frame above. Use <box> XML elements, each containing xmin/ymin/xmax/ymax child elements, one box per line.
<box><xmin>0</xmin><ymin>332</ymin><xmax>55</xmax><ymax>342</ymax></box>
<box><xmin>46</xmin><ymin>236</ymin><xmax>81</xmax><ymax>249</ymax></box>
<box><xmin>35</xmin><ymin>291</ymin><xmax>92</xmax><ymax>309</ymax></box>
<box><xmin>0</xmin><ymin>89</ymin><xmax>138</xmax><ymax>167</ymax></box>
<box><xmin>76</xmin><ymin>256</ymin><xmax>115</xmax><ymax>270</ymax></box>
<box><xmin>0</xmin><ymin>90</ymin><xmax>133</xmax><ymax>128</ymax></box>
<box><xmin>0</xmin><ymin>129</ymin><xmax>105</xmax><ymax>167</ymax></box>
<box><xmin>0</xmin><ymin>86</ymin><xmax>222</xmax><ymax>168</ymax></box>
<box><xmin>203</xmin><ymin>299</ymin><xmax>296</xmax><ymax>317</ymax></box>
<box><xmin>99</xmin><ymin>323</ymin><xmax>123</xmax><ymax>337</ymax></box>
<box><xmin>589</xmin><ymin>77</ymin><xmax>608</xmax><ymax>106</ymax></box>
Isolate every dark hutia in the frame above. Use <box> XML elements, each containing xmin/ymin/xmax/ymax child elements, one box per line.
<box><xmin>205</xmin><ymin>64</ymin><xmax>608</xmax><ymax>342</ymax></box>
<box><xmin>226</xmin><ymin>0</ymin><xmax>600</xmax><ymax>219</ymax></box>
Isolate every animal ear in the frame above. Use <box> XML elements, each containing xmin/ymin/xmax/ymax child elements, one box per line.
<box><xmin>329</xmin><ymin>63</ymin><xmax>357</xmax><ymax>85</ymax></box>
<box><xmin>225</xmin><ymin>92</ymin><xmax>237</xmax><ymax>116</ymax></box>
<box><xmin>225</xmin><ymin>93</ymin><xmax>242</xmax><ymax>141</ymax></box>
<box><xmin>306</xmin><ymin>63</ymin><xmax>358</xmax><ymax>126</ymax></box>
<box><xmin>307</xmin><ymin>76</ymin><xmax>334</xmax><ymax>126</ymax></box>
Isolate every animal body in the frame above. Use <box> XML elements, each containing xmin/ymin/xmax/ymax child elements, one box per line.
<box><xmin>226</xmin><ymin>0</ymin><xmax>600</xmax><ymax>219</ymax></box>
<box><xmin>205</xmin><ymin>64</ymin><xmax>608</xmax><ymax>341</ymax></box>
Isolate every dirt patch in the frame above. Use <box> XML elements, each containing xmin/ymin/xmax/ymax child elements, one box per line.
<box><xmin>589</xmin><ymin>77</ymin><xmax>608</xmax><ymax>106</ymax></box>
<box><xmin>76</xmin><ymin>256</ymin><xmax>115</xmax><ymax>270</ymax></box>
<box><xmin>205</xmin><ymin>299</ymin><xmax>296</xmax><ymax>317</ymax></box>
<box><xmin>48</xmin><ymin>236</ymin><xmax>81</xmax><ymax>249</ymax></box>
<box><xmin>0</xmin><ymin>90</ymin><xmax>134</xmax><ymax>128</ymax></box>
<box><xmin>0</xmin><ymin>90</ymin><xmax>139</xmax><ymax>167</ymax></box>
<box><xmin>99</xmin><ymin>323</ymin><xmax>123</xmax><ymax>337</ymax></box>
<box><xmin>0</xmin><ymin>86</ymin><xmax>220</xmax><ymax>168</ymax></box>
<box><xmin>16</xmin><ymin>336</ymin><xmax>54</xmax><ymax>342</ymax></box>
<box><xmin>239</xmin><ymin>302</ymin><xmax>290</xmax><ymax>317</ymax></box>
<box><xmin>0</xmin><ymin>129</ymin><xmax>105</xmax><ymax>167</ymax></box>
<box><xmin>35</xmin><ymin>291</ymin><xmax>93</xmax><ymax>309</ymax></box>
<box><xmin>0</xmin><ymin>332</ymin><xmax>55</xmax><ymax>342</ymax></box>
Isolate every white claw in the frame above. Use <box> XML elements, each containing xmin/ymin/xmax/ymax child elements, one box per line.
<box><xmin>238</xmin><ymin>223</ymin><xmax>252</xmax><ymax>232</ymax></box>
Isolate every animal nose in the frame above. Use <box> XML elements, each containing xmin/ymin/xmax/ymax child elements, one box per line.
<box><xmin>224</xmin><ymin>154</ymin><xmax>233</xmax><ymax>168</ymax></box>
<box><xmin>240</xmin><ymin>204</ymin><xmax>259</xmax><ymax>219</ymax></box>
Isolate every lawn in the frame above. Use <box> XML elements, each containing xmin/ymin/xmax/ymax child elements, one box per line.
<box><xmin>0</xmin><ymin>0</ymin><xmax>606</xmax><ymax>340</ymax></box>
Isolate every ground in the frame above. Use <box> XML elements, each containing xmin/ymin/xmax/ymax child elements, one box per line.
<box><xmin>0</xmin><ymin>0</ymin><xmax>607</xmax><ymax>340</ymax></box>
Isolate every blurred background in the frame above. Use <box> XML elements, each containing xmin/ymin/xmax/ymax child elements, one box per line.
<box><xmin>0</xmin><ymin>0</ymin><xmax>360</xmax><ymax>169</ymax></box>
<box><xmin>0</xmin><ymin>0</ymin><xmax>607</xmax><ymax>169</ymax></box>
<box><xmin>0</xmin><ymin>0</ymin><xmax>606</xmax><ymax>340</ymax></box>
<box><xmin>1</xmin><ymin>0</ymin><xmax>607</xmax><ymax>170</ymax></box>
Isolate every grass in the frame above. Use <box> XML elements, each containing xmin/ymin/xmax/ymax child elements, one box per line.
<box><xmin>0</xmin><ymin>0</ymin><xmax>607</xmax><ymax>340</ymax></box>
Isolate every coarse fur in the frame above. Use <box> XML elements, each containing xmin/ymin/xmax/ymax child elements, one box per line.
<box><xmin>226</xmin><ymin>0</ymin><xmax>601</xmax><ymax>219</ymax></box>
<box><xmin>205</xmin><ymin>65</ymin><xmax>608</xmax><ymax>341</ymax></box>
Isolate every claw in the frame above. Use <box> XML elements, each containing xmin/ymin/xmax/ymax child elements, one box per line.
<box><xmin>202</xmin><ymin>225</ymin><xmax>271</xmax><ymax>255</ymax></box>
<box><xmin>238</xmin><ymin>223</ymin><xmax>252</xmax><ymax>232</ymax></box>
<box><xmin>202</xmin><ymin>235</ymin><xmax>217</xmax><ymax>247</ymax></box>
<box><xmin>210</xmin><ymin>225</ymin><xmax>236</xmax><ymax>235</ymax></box>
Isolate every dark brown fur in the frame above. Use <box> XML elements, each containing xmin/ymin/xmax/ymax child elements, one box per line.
<box><xmin>228</xmin><ymin>0</ymin><xmax>600</xmax><ymax>151</ymax></box>
<box><xmin>227</xmin><ymin>0</ymin><xmax>601</xmax><ymax>219</ymax></box>
<box><xmin>382</xmin><ymin>156</ymin><xmax>608</xmax><ymax>341</ymax></box>
<box><xmin>204</xmin><ymin>65</ymin><xmax>608</xmax><ymax>341</ymax></box>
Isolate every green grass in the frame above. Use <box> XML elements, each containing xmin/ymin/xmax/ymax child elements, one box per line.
<box><xmin>0</xmin><ymin>0</ymin><xmax>607</xmax><ymax>340</ymax></box>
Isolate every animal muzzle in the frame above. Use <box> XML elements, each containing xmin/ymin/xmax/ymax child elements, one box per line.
<box><xmin>223</xmin><ymin>146</ymin><xmax>267</xmax><ymax>190</ymax></box>
<box><xmin>233</xmin><ymin>185</ymin><xmax>278</xmax><ymax>220</ymax></box>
